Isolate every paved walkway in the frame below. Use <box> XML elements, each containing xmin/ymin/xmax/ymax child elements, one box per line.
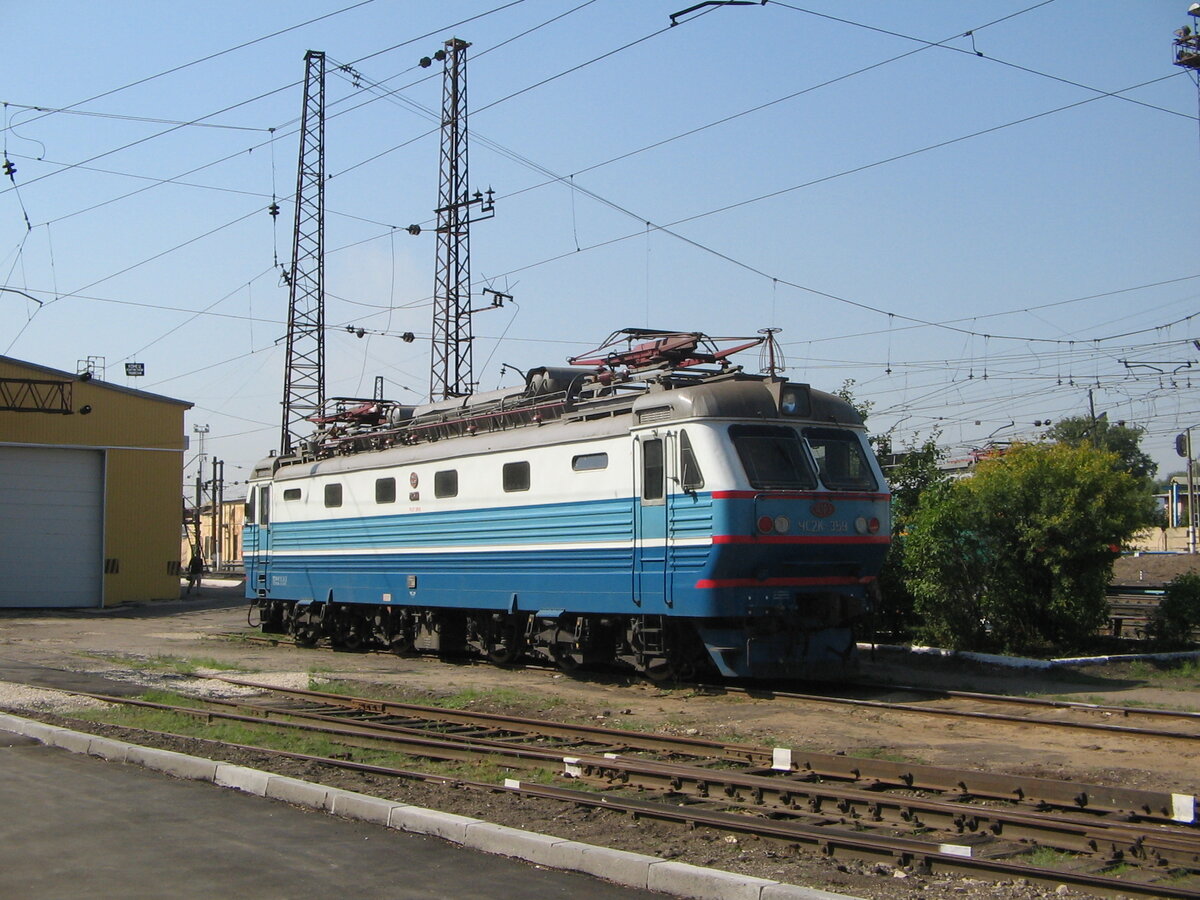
<box><xmin>0</xmin><ymin>729</ymin><xmax>658</xmax><ymax>900</ymax></box>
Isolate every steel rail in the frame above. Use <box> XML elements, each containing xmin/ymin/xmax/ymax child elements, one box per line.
<box><xmin>843</xmin><ymin>681</ymin><xmax>1200</xmax><ymax>723</ymax></box>
<box><xmin>223</xmin><ymin>696</ymin><xmax>1200</xmax><ymax>849</ymax></box>
<box><xmin>711</xmin><ymin>684</ymin><xmax>1200</xmax><ymax>741</ymax></box>
<box><xmin>67</xmin><ymin>689</ymin><xmax>1200</xmax><ymax>872</ymax></box>
<box><xmin>42</xmin><ymin>716</ymin><xmax>1200</xmax><ymax>899</ymax></box>
<box><xmin>226</xmin><ymin>633</ymin><xmax>1200</xmax><ymax>738</ymax></box>
<box><xmin>209</xmin><ymin>676</ymin><xmax>1198</xmax><ymax>823</ymax></box>
<box><xmin>206</xmin><ymin>675</ymin><xmax>762</xmax><ymax>760</ymax></box>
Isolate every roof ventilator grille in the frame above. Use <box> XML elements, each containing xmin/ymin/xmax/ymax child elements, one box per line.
<box><xmin>637</xmin><ymin>406</ymin><xmax>673</xmax><ymax>424</ymax></box>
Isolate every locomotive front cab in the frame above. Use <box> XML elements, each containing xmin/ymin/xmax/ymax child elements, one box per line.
<box><xmin>684</xmin><ymin>380</ymin><xmax>891</xmax><ymax>679</ymax></box>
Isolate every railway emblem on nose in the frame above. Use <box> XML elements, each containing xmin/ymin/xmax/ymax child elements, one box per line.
<box><xmin>810</xmin><ymin>500</ymin><xmax>835</xmax><ymax>518</ymax></box>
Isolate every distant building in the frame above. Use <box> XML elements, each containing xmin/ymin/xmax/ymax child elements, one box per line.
<box><xmin>182</xmin><ymin>492</ymin><xmax>247</xmax><ymax>574</ymax></box>
<box><xmin>0</xmin><ymin>355</ymin><xmax>191</xmax><ymax>607</ymax></box>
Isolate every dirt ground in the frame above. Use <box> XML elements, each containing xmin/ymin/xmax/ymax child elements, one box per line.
<box><xmin>1112</xmin><ymin>553</ymin><xmax>1200</xmax><ymax>586</ymax></box>
<box><xmin>1</xmin><ymin>582</ymin><xmax>1198</xmax><ymax>900</ymax></box>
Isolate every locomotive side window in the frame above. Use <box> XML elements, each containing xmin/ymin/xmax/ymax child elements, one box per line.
<box><xmin>729</xmin><ymin>424</ymin><xmax>817</xmax><ymax>490</ymax></box>
<box><xmin>642</xmin><ymin>438</ymin><xmax>665</xmax><ymax>501</ymax></box>
<box><xmin>503</xmin><ymin>461</ymin><xmax>530</xmax><ymax>493</ymax></box>
<box><xmin>435</xmin><ymin>469</ymin><xmax>458</xmax><ymax>498</ymax></box>
<box><xmin>245</xmin><ymin>491</ymin><xmax>255</xmax><ymax>522</ymax></box>
<box><xmin>375</xmin><ymin>477</ymin><xmax>396</xmax><ymax>504</ymax></box>
<box><xmin>572</xmin><ymin>452</ymin><xmax>608</xmax><ymax>471</ymax></box>
<box><xmin>679</xmin><ymin>430</ymin><xmax>704</xmax><ymax>491</ymax></box>
<box><xmin>803</xmin><ymin>427</ymin><xmax>879</xmax><ymax>491</ymax></box>
<box><xmin>324</xmin><ymin>483</ymin><xmax>343</xmax><ymax>508</ymax></box>
<box><xmin>283</xmin><ymin>488</ymin><xmax>302</xmax><ymax>501</ymax></box>
<box><xmin>258</xmin><ymin>486</ymin><xmax>270</xmax><ymax>526</ymax></box>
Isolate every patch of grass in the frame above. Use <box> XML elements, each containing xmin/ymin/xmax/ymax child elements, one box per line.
<box><xmin>1023</xmin><ymin>846</ymin><xmax>1078</xmax><ymax>870</ymax></box>
<box><xmin>1127</xmin><ymin>660</ymin><xmax>1152</xmax><ymax>679</ymax></box>
<box><xmin>846</xmin><ymin>746</ymin><xmax>926</xmax><ymax>765</ymax></box>
<box><xmin>429</xmin><ymin>686</ymin><xmax>543</xmax><ymax>710</ymax></box>
<box><xmin>1124</xmin><ymin>657</ymin><xmax>1200</xmax><ymax>689</ymax></box>
<box><xmin>77</xmin><ymin>652</ymin><xmax>244</xmax><ymax>675</ymax></box>
<box><xmin>72</xmin><ymin>695</ymin><xmax>456</xmax><ymax>768</ymax></box>
<box><xmin>310</xmin><ymin>680</ymin><xmax>560</xmax><ymax>715</ymax></box>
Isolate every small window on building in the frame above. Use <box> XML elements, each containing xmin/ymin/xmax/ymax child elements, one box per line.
<box><xmin>283</xmin><ymin>488</ymin><xmax>302</xmax><ymax>501</ymax></box>
<box><xmin>680</xmin><ymin>430</ymin><xmax>704</xmax><ymax>491</ymax></box>
<box><xmin>324</xmin><ymin>483</ymin><xmax>343</xmax><ymax>508</ymax></box>
<box><xmin>572</xmin><ymin>452</ymin><xmax>608</xmax><ymax>471</ymax></box>
<box><xmin>258</xmin><ymin>486</ymin><xmax>270</xmax><ymax>526</ymax></box>
<box><xmin>435</xmin><ymin>470</ymin><xmax>458</xmax><ymax>498</ymax></box>
<box><xmin>642</xmin><ymin>438</ymin><xmax>664</xmax><ymax>501</ymax></box>
<box><xmin>503</xmin><ymin>461</ymin><xmax>530</xmax><ymax>493</ymax></box>
<box><xmin>375</xmin><ymin>477</ymin><xmax>396</xmax><ymax>504</ymax></box>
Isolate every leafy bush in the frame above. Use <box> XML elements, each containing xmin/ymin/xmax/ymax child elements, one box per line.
<box><xmin>903</xmin><ymin>442</ymin><xmax>1154</xmax><ymax>653</ymax></box>
<box><xmin>1147</xmin><ymin>572</ymin><xmax>1200</xmax><ymax>646</ymax></box>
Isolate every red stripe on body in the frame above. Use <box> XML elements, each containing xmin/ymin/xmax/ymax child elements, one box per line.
<box><xmin>711</xmin><ymin>490</ymin><xmax>891</xmax><ymax>501</ymax></box>
<box><xmin>695</xmin><ymin>575</ymin><xmax>878</xmax><ymax>589</ymax></box>
<box><xmin>713</xmin><ymin>534</ymin><xmax>890</xmax><ymax>545</ymax></box>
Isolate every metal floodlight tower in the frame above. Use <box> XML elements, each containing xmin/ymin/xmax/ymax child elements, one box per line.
<box><xmin>429</xmin><ymin>38</ymin><xmax>494</xmax><ymax>399</ymax></box>
<box><xmin>281</xmin><ymin>50</ymin><xmax>327</xmax><ymax>454</ymax></box>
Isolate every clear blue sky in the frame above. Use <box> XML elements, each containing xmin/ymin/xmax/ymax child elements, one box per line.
<box><xmin>2</xmin><ymin>0</ymin><xmax>1198</xmax><ymax>490</ymax></box>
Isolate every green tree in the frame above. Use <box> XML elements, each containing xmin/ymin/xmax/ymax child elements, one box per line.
<box><xmin>874</xmin><ymin>435</ymin><xmax>947</xmax><ymax>640</ymax></box>
<box><xmin>903</xmin><ymin>442</ymin><xmax>1154</xmax><ymax>653</ymax></box>
<box><xmin>1046</xmin><ymin>415</ymin><xmax>1157</xmax><ymax>483</ymax></box>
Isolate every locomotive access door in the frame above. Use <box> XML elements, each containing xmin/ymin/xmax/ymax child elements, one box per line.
<box><xmin>246</xmin><ymin>483</ymin><xmax>272</xmax><ymax>595</ymax></box>
<box><xmin>635</xmin><ymin>435</ymin><xmax>671</xmax><ymax>608</ymax></box>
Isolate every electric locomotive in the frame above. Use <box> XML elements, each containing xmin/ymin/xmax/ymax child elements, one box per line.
<box><xmin>244</xmin><ymin>329</ymin><xmax>890</xmax><ymax>680</ymax></box>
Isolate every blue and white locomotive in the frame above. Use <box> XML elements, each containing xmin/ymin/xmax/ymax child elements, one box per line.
<box><xmin>244</xmin><ymin>329</ymin><xmax>890</xmax><ymax>680</ymax></box>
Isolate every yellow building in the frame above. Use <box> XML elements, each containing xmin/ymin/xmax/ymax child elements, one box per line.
<box><xmin>183</xmin><ymin>495</ymin><xmax>247</xmax><ymax>574</ymax></box>
<box><xmin>0</xmin><ymin>356</ymin><xmax>192</xmax><ymax>607</ymax></box>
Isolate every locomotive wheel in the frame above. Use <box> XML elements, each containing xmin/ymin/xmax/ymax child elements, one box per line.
<box><xmin>293</xmin><ymin>624</ymin><xmax>320</xmax><ymax>648</ymax></box>
<box><xmin>333</xmin><ymin>630</ymin><xmax>364</xmax><ymax>652</ymax></box>
<box><xmin>551</xmin><ymin>646</ymin><xmax>581</xmax><ymax>673</ymax></box>
<box><xmin>388</xmin><ymin>631</ymin><xmax>416</xmax><ymax>655</ymax></box>
<box><xmin>485</xmin><ymin>615</ymin><xmax>524</xmax><ymax>666</ymax></box>
<box><xmin>391</xmin><ymin>633</ymin><xmax>420</xmax><ymax>657</ymax></box>
<box><xmin>642</xmin><ymin>657</ymin><xmax>678</xmax><ymax>683</ymax></box>
<box><xmin>487</xmin><ymin>641</ymin><xmax>521</xmax><ymax>666</ymax></box>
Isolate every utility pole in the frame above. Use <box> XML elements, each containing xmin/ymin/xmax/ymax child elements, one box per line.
<box><xmin>422</xmin><ymin>38</ymin><xmax>495</xmax><ymax>400</ymax></box>
<box><xmin>192</xmin><ymin>473</ymin><xmax>203</xmax><ymax>556</ymax></box>
<box><xmin>281</xmin><ymin>50</ymin><xmax>327</xmax><ymax>454</ymax></box>
<box><xmin>1175</xmin><ymin>427</ymin><xmax>1196</xmax><ymax>554</ymax></box>
<box><xmin>1088</xmin><ymin>389</ymin><xmax>1098</xmax><ymax>447</ymax></box>
<box><xmin>1188</xmin><ymin>428</ymin><xmax>1196</xmax><ymax>555</ymax></box>
<box><xmin>211</xmin><ymin>458</ymin><xmax>224</xmax><ymax>572</ymax></box>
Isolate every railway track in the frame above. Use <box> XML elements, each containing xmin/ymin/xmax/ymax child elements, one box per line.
<box><xmin>52</xmin><ymin>676</ymin><xmax>1200</xmax><ymax>898</ymax></box>
<box><xmin>708</xmin><ymin>682</ymin><xmax>1200</xmax><ymax>742</ymax></box>
<box><xmin>228</xmin><ymin>629</ymin><xmax>1200</xmax><ymax>742</ymax></box>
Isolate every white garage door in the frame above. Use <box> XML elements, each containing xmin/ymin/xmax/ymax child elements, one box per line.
<box><xmin>0</xmin><ymin>446</ymin><xmax>104</xmax><ymax>608</ymax></box>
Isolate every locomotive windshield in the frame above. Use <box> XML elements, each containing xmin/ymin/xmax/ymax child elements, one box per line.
<box><xmin>729</xmin><ymin>424</ymin><xmax>818</xmax><ymax>490</ymax></box>
<box><xmin>803</xmin><ymin>427</ymin><xmax>879</xmax><ymax>491</ymax></box>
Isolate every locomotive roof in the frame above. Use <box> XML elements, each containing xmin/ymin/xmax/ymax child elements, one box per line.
<box><xmin>253</xmin><ymin>373</ymin><xmax>866</xmax><ymax>480</ymax></box>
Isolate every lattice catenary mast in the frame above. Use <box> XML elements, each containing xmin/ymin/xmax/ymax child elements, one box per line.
<box><xmin>426</xmin><ymin>38</ymin><xmax>495</xmax><ymax>399</ymax></box>
<box><xmin>280</xmin><ymin>50</ymin><xmax>326</xmax><ymax>454</ymax></box>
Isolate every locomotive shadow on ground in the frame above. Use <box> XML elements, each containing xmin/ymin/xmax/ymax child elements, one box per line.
<box><xmin>855</xmin><ymin>648</ymin><xmax>1153</xmax><ymax>696</ymax></box>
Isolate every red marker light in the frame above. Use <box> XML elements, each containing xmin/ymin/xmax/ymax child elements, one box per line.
<box><xmin>867</xmin><ymin>517</ymin><xmax>880</xmax><ymax>534</ymax></box>
<box><xmin>757</xmin><ymin>515</ymin><xmax>774</xmax><ymax>534</ymax></box>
